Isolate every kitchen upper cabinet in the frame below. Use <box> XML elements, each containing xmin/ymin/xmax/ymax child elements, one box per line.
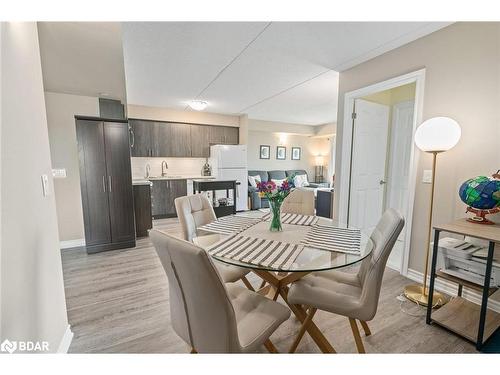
<box><xmin>129</xmin><ymin>120</ymin><xmax>153</xmax><ymax>157</ymax></box>
<box><xmin>224</xmin><ymin>126</ymin><xmax>239</xmax><ymax>145</ymax></box>
<box><xmin>128</xmin><ymin>119</ymin><xmax>238</xmax><ymax>158</ymax></box>
<box><xmin>170</xmin><ymin>123</ymin><xmax>192</xmax><ymax>157</ymax></box>
<box><xmin>152</xmin><ymin>121</ymin><xmax>173</xmax><ymax>157</ymax></box>
<box><xmin>190</xmin><ymin>125</ymin><xmax>211</xmax><ymax>157</ymax></box>
<box><xmin>209</xmin><ymin>125</ymin><xmax>225</xmax><ymax>144</ymax></box>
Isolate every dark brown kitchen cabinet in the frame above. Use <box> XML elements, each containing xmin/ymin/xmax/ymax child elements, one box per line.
<box><xmin>151</xmin><ymin>179</ymin><xmax>187</xmax><ymax>219</ymax></box>
<box><xmin>152</xmin><ymin>121</ymin><xmax>173</xmax><ymax>157</ymax></box>
<box><xmin>209</xmin><ymin>125</ymin><xmax>239</xmax><ymax>145</ymax></box>
<box><xmin>76</xmin><ymin>117</ymin><xmax>136</xmax><ymax>253</ymax></box>
<box><xmin>170</xmin><ymin>123</ymin><xmax>192</xmax><ymax>157</ymax></box>
<box><xmin>190</xmin><ymin>125</ymin><xmax>211</xmax><ymax>157</ymax></box>
<box><xmin>223</xmin><ymin>126</ymin><xmax>239</xmax><ymax>145</ymax></box>
<box><xmin>129</xmin><ymin>119</ymin><xmax>153</xmax><ymax>157</ymax></box>
<box><xmin>209</xmin><ymin>125</ymin><xmax>225</xmax><ymax>144</ymax></box>
<box><xmin>133</xmin><ymin>184</ymin><xmax>153</xmax><ymax>237</ymax></box>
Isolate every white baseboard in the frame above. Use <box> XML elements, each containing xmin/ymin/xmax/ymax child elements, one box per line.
<box><xmin>60</xmin><ymin>239</ymin><xmax>85</xmax><ymax>249</ymax></box>
<box><xmin>406</xmin><ymin>268</ymin><xmax>500</xmax><ymax>313</ymax></box>
<box><xmin>386</xmin><ymin>260</ymin><xmax>401</xmax><ymax>273</ymax></box>
<box><xmin>57</xmin><ymin>325</ymin><xmax>73</xmax><ymax>353</ymax></box>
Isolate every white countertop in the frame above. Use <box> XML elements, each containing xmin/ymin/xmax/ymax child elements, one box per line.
<box><xmin>132</xmin><ymin>175</ymin><xmax>215</xmax><ymax>185</ymax></box>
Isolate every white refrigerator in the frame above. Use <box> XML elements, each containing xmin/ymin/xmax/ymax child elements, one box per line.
<box><xmin>209</xmin><ymin>144</ymin><xmax>248</xmax><ymax>211</ymax></box>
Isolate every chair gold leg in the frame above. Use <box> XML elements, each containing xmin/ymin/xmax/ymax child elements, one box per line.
<box><xmin>348</xmin><ymin>318</ymin><xmax>366</xmax><ymax>353</ymax></box>
<box><xmin>264</xmin><ymin>339</ymin><xmax>278</xmax><ymax>353</ymax></box>
<box><xmin>190</xmin><ymin>347</ymin><xmax>197</xmax><ymax>353</ymax></box>
<box><xmin>241</xmin><ymin>276</ymin><xmax>255</xmax><ymax>291</ymax></box>
<box><xmin>289</xmin><ymin>307</ymin><xmax>317</xmax><ymax>353</ymax></box>
<box><xmin>359</xmin><ymin>320</ymin><xmax>371</xmax><ymax>336</ymax></box>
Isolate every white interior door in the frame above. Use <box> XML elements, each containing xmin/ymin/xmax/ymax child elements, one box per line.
<box><xmin>348</xmin><ymin>99</ymin><xmax>390</xmax><ymax>235</ymax></box>
<box><xmin>386</xmin><ymin>100</ymin><xmax>414</xmax><ymax>271</ymax></box>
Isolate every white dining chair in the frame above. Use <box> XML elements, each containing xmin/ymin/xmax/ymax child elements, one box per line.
<box><xmin>287</xmin><ymin>208</ymin><xmax>405</xmax><ymax>353</ymax></box>
<box><xmin>282</xmin><ymin>188</ymin><xmax>315</xmax><ymax>216</ymax></box>
<box><xmin>174</xmin><ymin>194</ymin><xmax>254</xmax><ymax>290</ymax></box>
<box><xmin>150</xmin><ymin>229</ymin><xmax>291</xmax><ymax>353</ymax></box>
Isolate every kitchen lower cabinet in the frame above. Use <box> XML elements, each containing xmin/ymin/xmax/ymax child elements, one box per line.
<box><xmin>151</xmin><ymin>179</ymin><xmax>188</xmax><ymax>219</ymax></box>
<box><xmin>133</xmin><ymin>184</ymin><xmax>153</xmax><ymax>237</ymax></box>
<box><xmin>76</xmin><ymin>117</ymin><xmax>136</xmax><ymax>253</ymax></box>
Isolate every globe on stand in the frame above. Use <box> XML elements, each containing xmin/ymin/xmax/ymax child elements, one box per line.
<box><xmin>459</xmin><ymin>170</ymin><xmax>500</xmax><ymax>224</ymax></box>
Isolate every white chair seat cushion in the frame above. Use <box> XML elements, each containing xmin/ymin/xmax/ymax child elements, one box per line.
<box><xmin>287</xmin><ymin>270</ymin><xmax>367</xmax><ymax>320</ymax></box>
<box><xmin>215</xmin><ymin>262</ymin><xmax>250</xmax><ymax>283</ymax></box>
<box><xmin>226</xmin><ymin>284</ymin><xmax>291</xmax><ymax>352</ymax></box>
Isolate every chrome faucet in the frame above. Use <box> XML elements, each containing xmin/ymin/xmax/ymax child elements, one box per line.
<box><xmin>145</xmin><ymin>163</ymin><xmax>151</xmax><ymax>178</ymax></box>
<box><xmin>161</xmin><ymin>160</ymin><xmax>169</xmax><ymax>177</ymax></box>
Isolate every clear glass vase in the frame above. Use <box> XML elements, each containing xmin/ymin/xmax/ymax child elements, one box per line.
<box><xmin>269</xmin><ymin>200</ymin><xmax>283</xmax><ymax>232</ymax></box>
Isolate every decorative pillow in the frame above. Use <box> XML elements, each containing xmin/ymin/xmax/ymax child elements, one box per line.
<box><xmin>248</xmin><ymin>174</ymin><xmax>261</xmax><ymax>188</ymax></box>
<box><xmin>293</xmin><ymin>174</ymin><xmax>309</xmax><ymax>188</ymax></box>
<box><xmin>272</xmin><ymin>178</ymin><xmax>287</xmax><ymax>188</ymax></box>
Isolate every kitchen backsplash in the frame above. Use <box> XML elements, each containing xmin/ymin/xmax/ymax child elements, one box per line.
<box><xmin>131</xmin><ymin>157</ymin><xmax>208</xmax><ymax>179</ymax></box>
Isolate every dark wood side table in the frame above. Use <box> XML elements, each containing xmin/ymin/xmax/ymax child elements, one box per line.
<box><xmin>316</xmin><ymin>189</ymin><xmax>334</xmax><ymax>219</ymax></box>
<box><xmin>426</xmin><ymin>219</ymin><xmax>500</xmax><ymax>350</ymax></box>
<box><xmin>192</xmin><ymin>179</ymin><xmax>237</xmax><ymax>218</ymax></box>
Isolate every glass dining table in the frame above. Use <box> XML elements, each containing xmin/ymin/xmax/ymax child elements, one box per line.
<box><xmin>197</xmin><ymin>213</ymin><xmax>374</xmax><ymax>353</ymax></box>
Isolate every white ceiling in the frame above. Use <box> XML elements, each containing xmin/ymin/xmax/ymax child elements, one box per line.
<box><xmin>122</xmin><ymin>22</ymin><xmax>450</xmax><ymax>125</ymax></box>
<box><xmin>38</xmin><ymin>22</ymin><xmax>127</xmax><ymax>100</ymax></box>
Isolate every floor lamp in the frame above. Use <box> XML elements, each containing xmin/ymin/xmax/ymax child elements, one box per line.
<box><xmin>404</xmin><ymin>117</ymin><xmax>461</xmax><ymax>307</ymax></box>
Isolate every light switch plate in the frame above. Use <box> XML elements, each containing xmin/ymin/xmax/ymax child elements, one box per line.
<box><xmin>41</xmin><ymin>174</ymin><xmax>49</xmax><ymax>196</ymax></box>
<box><xmin>422</xmin><ymin>169</ymin><xmax>433</xmax><ymax>184</ymax></box>
<box><xmin>52</xmin><ymin>168</ymin><xmax>67</xmax><ymax>178</ymax></box>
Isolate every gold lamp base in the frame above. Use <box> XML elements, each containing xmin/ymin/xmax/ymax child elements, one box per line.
<box><xmin>404</xmin><ymin>284</ymin><xmax>447</xmax><ymax>308</ymax></box>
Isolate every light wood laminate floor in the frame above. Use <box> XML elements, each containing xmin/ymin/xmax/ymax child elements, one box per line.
<box><xmin>61</xmin><ymin>218</ymin><xmax>476</xmax><ymax>353</ymax></box>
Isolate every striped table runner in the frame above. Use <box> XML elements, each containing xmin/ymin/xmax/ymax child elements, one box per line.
<box><xmin>207</xmin><ymin>235</ymin><xmax>304</xmax><ymax>270</ymax></box>
<box><xmin>302</xmin><ymin>225</ymin><xmax>362</xmax><ymax>254</ymax></box>
<box><xmin>198</xmin><ymin>215</ymin><xmax>261</xmax><ymax>235</ymax></box>
<box><xmin>262</xmin><ymin>213</ymin><xmax>319</xmax><ymax>226</ymax></box>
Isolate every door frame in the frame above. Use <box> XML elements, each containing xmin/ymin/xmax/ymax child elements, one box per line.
<box><xmin>337</xmin><ymin>69</ymin><xmax>425</xmax><ymax>276</ymax></box>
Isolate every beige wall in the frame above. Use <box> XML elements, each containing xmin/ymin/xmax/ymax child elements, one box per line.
<box><xmin>247</xmin><ymin>130</ymin><xmax>331</xmax><ymax>181</ymax></box>
<box><xmin>127</xmin><ymin>104</ymin><xmax>240</xmax><ymax>127</ymax></box>
<box><xmin>335</xmin><ymin>22</ymin><xmax>500</xmax><ymax>273</ymax></box>
<box><xmin>45</xmin><ymin>92</ymin><xmax>99</xmax><ymax>242</ymax></box>
<box><xmin>1</xmin><ymin>22</ymin><xmax>69</xmax><ymax>351</ymax></box>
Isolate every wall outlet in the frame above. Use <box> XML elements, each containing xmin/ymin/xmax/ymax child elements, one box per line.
<box><xmin>52</xmin><ymin>168</ymin><xmax>67</xmax><ymax>178</ymax></box>
<box><xmin>422</xmin><ymin>169</ymin><xmax>433</xmax><ymax>184</ymax></box>
<box><xmin>41</xmin><ymin>174</ymin><xmax>50</xmax><ymax>197</ymax></box>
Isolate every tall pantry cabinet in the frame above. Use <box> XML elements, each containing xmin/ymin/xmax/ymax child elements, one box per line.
<box><xmin>76</xmin><ymin>117</ymin><xmax>136</xmax><ymax>253</ymax></box>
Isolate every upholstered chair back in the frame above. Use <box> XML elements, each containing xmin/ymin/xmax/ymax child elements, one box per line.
<box><xmin>356</xmin><ymin>208</ymin><xmax>404</xmax><ymax>321</ymax></box>
<box><xmin>150</xmin><ymin>229</ymin><xmax>241</xmax><ymax>353</ymax></box>
<box><xmin>149</xmin><ymin>229</ymin><xmax>192</xmax><ymax>346</ymax></box>
<box><xmin>282</xmin><ymin>188</ymin><xmax>315</xmax><ymax>216</ymax></box>
<box><xmin>175</xmin><ymin>194</ymin><xmax>217</xmax><ymax>242</ymax></box>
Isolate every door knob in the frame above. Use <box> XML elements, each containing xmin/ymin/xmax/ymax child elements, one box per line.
<box><xmin>379</xmin><ymin>179</ymin><xmax>387</xmax><ymax>185</ymax></box>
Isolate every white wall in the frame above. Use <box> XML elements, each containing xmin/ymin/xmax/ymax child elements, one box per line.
<box><xmin>1</xmin><ymin>22</ymin><xmax>70</xmax><ymax>352</ymax></box>
<box><xmin>45</xmin><ymin>92</ymin><xmax>99</xmax><ymax>242</ymax></box>
<box><xmin>335</xmin><ymin>22</ymin><xmax>500</xmax><ymax>273</ymax></box>
<box><xmin>131</xmin><ymin>157</ymin><xmax>207</xmax><ymax>179</ymax></box>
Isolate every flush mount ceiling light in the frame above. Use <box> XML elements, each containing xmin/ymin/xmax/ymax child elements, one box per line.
<box><xmin>188</xmin><ymin>100</ymin><xmax>208</xmax><ymax>111</ymax></box>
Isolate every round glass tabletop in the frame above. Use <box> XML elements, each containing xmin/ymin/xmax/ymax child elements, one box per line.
<box><xmin>202</xmin><ymin>215</ymin><xmax>374</xmax><ymax>273</ymax></box>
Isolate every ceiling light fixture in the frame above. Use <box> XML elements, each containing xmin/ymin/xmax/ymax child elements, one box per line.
<box><xmin>188</xmin><ymin>100</ymin><xmax>208</xmax><ymax>111</ymax></box>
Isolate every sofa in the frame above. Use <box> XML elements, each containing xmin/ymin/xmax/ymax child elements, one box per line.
<box><xmin>248</xmin><ymin>169</ymin><xmax>320</xmax><ymax>210</ymax></box>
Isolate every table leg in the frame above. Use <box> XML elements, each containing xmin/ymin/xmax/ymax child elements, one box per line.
<box><xmin>476</xmin><ymin>241</ymin><xmax>495</xmax><ymax>350</ymax></box>
<box><xmin>279</xmin><ymin>286</ymin><xmax>336</xmax><ymax>353</ymax></box>
<box><xmin>426</xmin><ymin>229</ymin><xmax>440</xmax><ymax>324</ymax></box>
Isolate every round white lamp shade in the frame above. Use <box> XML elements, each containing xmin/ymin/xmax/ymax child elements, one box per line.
<box><xmin>414</xmin><ymin>117</ymin><xmax>461</xmax><ymax>152</ymax></box>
